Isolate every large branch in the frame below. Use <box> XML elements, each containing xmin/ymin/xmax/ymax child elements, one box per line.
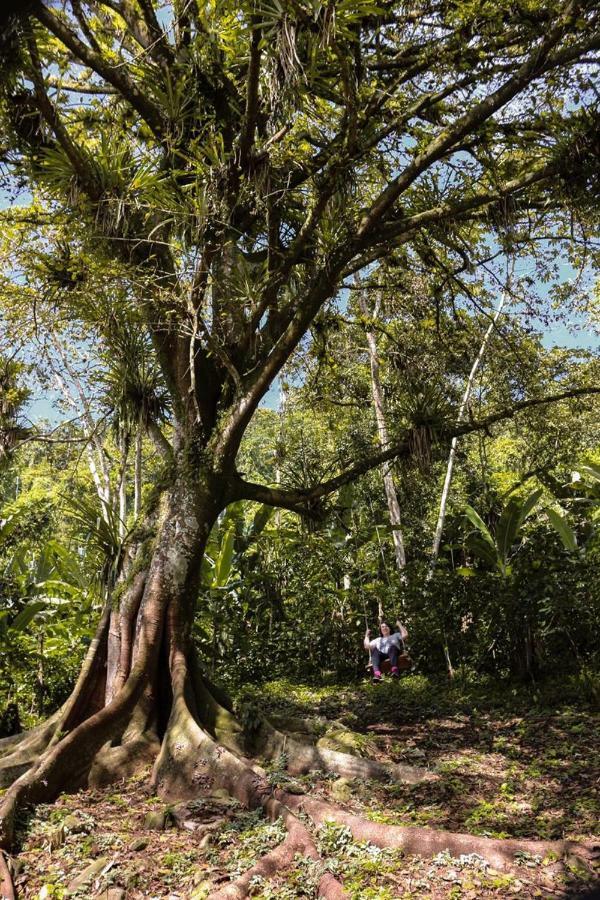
<box><xmin>26</xmin><ymin>31</ymin><xmax>100</xmax><ymax>195</ymax></box>
<box><xmin>356</xmin><ymin>7</ymin><xmax>598</xmax><ymax>238</ymax></box>
<box><xmin>212</xmin><ymin>149</ymin><xmax>558</xmax><ymax>462</ymax></box>
<box><xmin>343</xmin><ymin>160</ymin><xmax>556</xmax><ymax>278</ymax></box>
<box><xmin>33</xmin><ymin>1</ymin><xmax>165</xmax><ymax>138</ymax></box>
<box><xmin>238</xmin><ymin>19</ymin><xmax>261</xmax><ymax>169</ymax></box>
<box><xmin>212</xmin><ymin>259</ymin><xmax>346</xmax><ymax>462</ymax></box>
<box><xmin>229</xmin><ymin>386</ymin><xmax>600</xmax><ymax>514</ymax></box>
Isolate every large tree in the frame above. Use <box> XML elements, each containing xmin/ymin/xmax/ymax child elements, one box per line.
<box><xmin>1</xmin><ymin>0</ymin><xmax>599</xmax><ymax>892</ymax></box>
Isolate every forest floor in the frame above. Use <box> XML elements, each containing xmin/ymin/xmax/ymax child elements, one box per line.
<box><xmin>10</xmin><ymin>673</ymin><xmax>600</xmax><ymax>899</ymax></box>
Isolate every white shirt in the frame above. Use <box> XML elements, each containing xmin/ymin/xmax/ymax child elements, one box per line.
<box><xmin>369</xmin><ymin>632</ymin><xmax>404</xmax><ymax>653</ymax></box>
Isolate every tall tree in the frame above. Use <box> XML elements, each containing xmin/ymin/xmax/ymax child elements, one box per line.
<box><xmin>1</xmin><ymin>0</ymin><xmax>599</xmax><ymax>884</ymax></box>
<box><xmin>358</xmin><ymin>285</ymin><xmax>407</xmax><ymax>578</ymax></box>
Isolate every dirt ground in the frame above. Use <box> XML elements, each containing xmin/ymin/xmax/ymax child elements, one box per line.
<box><xmin>10</xmin><ymin>675</ymin><xmax>600</xmax><ymax>898</ymax></box>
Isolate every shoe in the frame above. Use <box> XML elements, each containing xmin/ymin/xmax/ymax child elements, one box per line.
<box><xmin>372</xmin><ymin>672</ymin><xmax>382</xmax><ymax>684</ymax></box>
<box><xmin>391</xmin><ymin>670</ymin><xmax>400</xmax><ymax>679</ymax></box>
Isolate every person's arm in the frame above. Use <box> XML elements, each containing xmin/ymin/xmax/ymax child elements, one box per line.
<box><xmin>363</xmin><ymin>628</ymin><xmax>372</xmax><ymax>651</ymax></box>
<box><xmin>396</xmin><ymin>620</ymin><xmax>408</xmax><ymax>641</ymax></box>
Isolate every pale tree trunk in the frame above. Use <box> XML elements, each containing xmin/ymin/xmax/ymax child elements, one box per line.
<box><xmin>36</xmin><ymin>633</ymin><xmax>44</xmax><ymax>718</ymax></box>
<box><xmin>134</xmin><ymin>421</ymin><xmax>143</xmax><ymax>519</ymax></box>
<box><xmin>429</xmin><ymin>291</ymin><xmax>508</xmax><ymax>573</ymax></box>
<box><xmin>358</xmin><ymin>290</ymin><xmax>407</xmax><ymax>577</ymax></box>
<box><xmin>117</xmin><ymin>428</ymin><xmax>129</xmax><ymax>541</ymax></box>
<box><xmin>275</xmin><ymin>381</ymin><xmax>287</xmax><ymax>529</ymax></box>
<box><xmin>429</xmin><ymin>291</ymin><xmax>507</xmax><ymax>679</ymax></box>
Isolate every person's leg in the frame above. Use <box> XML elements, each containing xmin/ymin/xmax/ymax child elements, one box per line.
<box><xmin>388</xmin><ymin>645</ymin><xmax>400</xmax><ymax>677</ymax></box>
<box><xmin>370</xmin><ymin>648</ymin><xmax>385</xmax><ymax>681</ymax></box>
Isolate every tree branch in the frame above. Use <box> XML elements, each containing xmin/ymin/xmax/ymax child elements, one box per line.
<box><xmin>229</xmin><ymin>386</ymin><xmax>600</xmax><ymax>513</ymax></box>
<box><xmin>26</xmin><ymin>30</ymin><xmax>100</xmax><ymax>196</ymax></box>
<box><xmin>239</xmin><ymin>19</ymin><xmax>261</xmax><ymax>169</ymax></box>
<box><xmin>33</xmin><ymin>1</ymin><xmax>165</xmax><ymax>138</ymax></box>
<box><xmin>146</xmin><ymin>419</ymin><xmax>174</xmax><ymax>463</ymax></box>
<box><xmin>356</xmin><ymin>6</ymin><xmax>588</xmax><ymax>238</ymax></box>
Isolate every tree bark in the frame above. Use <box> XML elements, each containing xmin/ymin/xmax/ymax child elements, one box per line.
<box><xmin>0</xmin><ymin>454</ymin><xmax>224</xmax><ymax>846</ymax></box>
<box><xmin>1</xmin><ymin>449</ymin><xmax>595</xmax><ymax>893</ymax></box>
<box><xmin>358</xmin><ymin>289</ymin><xmax>407</xmax><ymax>576</ymax></box>
<box><xmin>429</xmin><ymin>291</ymin><xmax>507</xmax><ymax>572</ymax></box>
<box><xmin>134</xmin><ymin>420</ymin><xmax>143</xmax><ymax>519</ymax></box>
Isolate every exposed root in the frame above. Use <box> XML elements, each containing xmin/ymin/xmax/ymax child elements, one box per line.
<box><xmin>0</xmin><ymin>495</ymin><xmax>187</xmax><ymax>850</ymax></box>
<box><xmin>278</xmin><ymin>792</ymin><xmax>600</xmax><ymax>875</ymax></box>
<box><xmin>0</xmin><ymin>699</ymin><xmax>132</xmax><ymax>850</ymax></box>
<box><xmin>0</xmin><ymin>710</ymin><xmax>61</xmax><ymax>759</ymax></box>
<box><xmin>255</xmin><ymin>718</ymin><xmax>434</xmax><ymax>785</ymax></box>
<box><xmin>0</xmin><ymin>849</ymin><xmax>15</xmax><ymax>900</ymax></box>
<box><xmin>155</xmin><ymin>664</ymin><xmax>346</xmax><ymax>897</ymax></box>
<box><xmin>0</xmin><ymin>711</ymin><xmax>64</xmax><ymax>789</ymax></box>
<box><xmin>211</xmin><ymin>800</ymin><xmax>347</xmax><ymax>899</ymax></box>
<box><xmin>0</xmin><ymin>608</ymin><xmax>111</xmax><ymax>795</ymax></box>
<box><xmin>191</xmin><ymin>679</ymin><xmax>432</xmax><ymax>786</ymax></box>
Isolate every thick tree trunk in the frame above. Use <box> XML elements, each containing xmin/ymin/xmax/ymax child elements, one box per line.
<box><xmin>0</xmin><ymin>464</ymin><xmax>221</xmax><ymax>843</ymax></box>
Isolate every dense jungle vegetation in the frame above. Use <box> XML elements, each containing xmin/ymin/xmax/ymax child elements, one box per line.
<box><xmin>0</xmin><ymin>0</ymin><xmax>599</xmax><ymax>897</ymax></box>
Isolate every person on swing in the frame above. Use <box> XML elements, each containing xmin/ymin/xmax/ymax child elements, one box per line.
<box><xmin>364</xmin><ymin>619</ymin><xmax>408</xmax><ymax>683</ymax></box>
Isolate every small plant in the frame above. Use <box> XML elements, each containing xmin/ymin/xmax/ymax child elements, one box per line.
<box><xmin>317</xmin><ymin>821</ymin><xmax>354</xmax><ymax>855</ymax></box>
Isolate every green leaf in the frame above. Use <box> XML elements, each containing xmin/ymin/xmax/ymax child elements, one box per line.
<box><xmin>466</xmin><ymin>534</ymin><xmax>499</xmax><ymax>569</ymax></box>
<box><xmin>10</xmin><ymin>601</ymin><xmax>47</xmax><ymax>632</ymax></box>
<box><xmin>545</xmin><ymin>507</ymin><xmax>577</xmax><ymax>551</ymax></box>
<box><xmin>464</xmin><ymin>505</ymin><xmax>495</xmax><ymax>548</ymax></box>
<box><xmin>496</xmin><ymin>489</ymin><xmax>542</xmax><ymax>564</ymax></box>
<box><xmin>249</xmin><ymin>504</ymin><xmax>274</xmax><ymax>541</ymax></box>
<box><xmin>0</xmin><ymin>514</ymin><xmax>17</xmax><ymax>543</ymax></box>
<box><xmin>580</xmin><ymin>464</ymin><xmax>600</xmax><ymax>484</ymax></box>
<box><xmin>214</xmin><ymin>526</ymin><xmax>235</xmax><ymax>588</ymax></box>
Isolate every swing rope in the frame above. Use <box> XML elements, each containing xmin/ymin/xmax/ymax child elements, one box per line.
<box><xmin>350</xmin><ymin>503</ymin><xmax>411</xmax><ymax>673</ymax></box>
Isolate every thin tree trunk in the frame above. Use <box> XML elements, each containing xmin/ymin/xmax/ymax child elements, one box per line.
<box><xmin>358</xmin><ymin>289</ymin><xmax>407</xmax><ymax>576</ymax></box>
<box><xmin>118</xmin><ymin>427</ymin><xmax>129</xmax><ymax>541</ymax></box>
<box><xmin>134</xmin><ymin>421</ymin><xmax>143</xmax><ymax>519</ymax></box>
<box><xmin>429</xmin><ymin>291</ymin><xmax>507</xmax><ymax>573</ymax></box>
<box><xmin>36</xmin><ymin>632</ymin><xmax>44</xmax><ymax>718</ymax></box>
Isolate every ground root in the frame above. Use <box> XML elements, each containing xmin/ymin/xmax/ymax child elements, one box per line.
<box><xmin>154</xmin><ymin>673</ymin><xmax>347</xmax><ymax>899</ymax></box>
<box><xmin>256</xmin><ymin>719</ymin><xmax>434</xmax><ymax>785</ymax></box>
<box><xmin>0</xmin><ymin>849</ymin><xmax>15</xmax><ymax>900</ymax></box>
<box><xmin>0</xmin><ymin>605</ymin><xmax>111</xmax><ymax>794</ymax></box>
<box><xmin>0</xmin><ymin>677</ymin><xmax>151</xmax><ymax>850</ymax></box>
<box><xmin>211</xmin><ymin>800</ymin><xmax>347</xmax><ymax>900</ymax></box>
<box><xmin>278</xmin><ymin>792</ymin><xmax>600</xmax><ymax>875</ymax></box>
<box><xmin>0</xmin><ymin>710</ymin><xmax>61</xmax><ymax>758</ymax></box>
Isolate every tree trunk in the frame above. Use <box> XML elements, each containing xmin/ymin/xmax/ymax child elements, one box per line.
<box><xmin>134</xmin><ymin>421</ymin><xmax>143</xmax><ymax>519</ymax></box>
<box><xmin>36</xmin><ymin>633</ymin><xmax>44</xmax><ymax>718</ymax></box>
<box><xmin>429</xmin><ymin>291</ymin><xmax>507</xmax><ymax>572</ymax></box>
<box><xmin>0</xmin><ymin>462</ymin><xmax>226</xmax><ymax>845</ymax></box>
<box><xmin>118</xmin><ymin>427</ymin><xmax>129</xmax><ymax>541</ymax></box>
<box><xmin>0</xmin><ymin>452</ymin><xmax>593</xmax><ymax>894</ymax></box>
<box><xmin>358</xmin><ymin>290</ymin><xmax>407</xmax><ymax>576</ymax></box>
